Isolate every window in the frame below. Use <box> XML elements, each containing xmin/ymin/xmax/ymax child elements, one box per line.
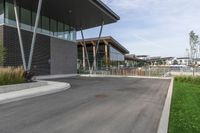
<box><xmin>57</xmin><ymin>21</ymin><xmax>64</xmax><ymax>38</ymax></box>
<box><xmin>32</xmin><ymin>12</ymin><xmax>42</xmax><ymax>32</ymax></box>
<box><xmin>5</xmin><ymin>2</ymin><xmax>17</xmax><ymax>25</ymax></box>
<box><xmin>41</xmin><ymin>16</ymin><xmax>49</xmax><ymax>34</ymax></box>
<box><xmin>110</xmin><ymin>46</ymin><xmax>124</xmax><ymax>61</ymax></box>
<box><xmin>3</xmin><ymin>1</ymin><xmax>76</xmax><ymax>41</ymax></box>
<box><xmin>68</xmin><ymin>27</ymin><xmax>76</xmax><ymax>41</ymax></box>
<box><xmin>50</xmin><ymin>19</ymin><xmax>57</xmax><ymax>36</ymax></box>
<box><xmin>64</xmin><ymin>24</ymin><xmax>70</xmax><ymax>39</ymax></box>
<box><xmin>20</xmin><ymin>8</ymin><xmax>31</xmax><ymax>30</ymax></box>
<box><xmin>0</xmin><ymin>0</ymin><xmax>4</xmax><ymax>24</ymax></box>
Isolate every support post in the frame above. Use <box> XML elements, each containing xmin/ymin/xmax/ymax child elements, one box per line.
<box><xmin>105</xmin><ymin>44</ymin><xmax>108</xmax><ymax>69</ymax></box>
<box><xmin>82</xmin><ymin>44</ymin><xmax>86</xmax><ymax>70</ymax></box>
<box><xmin>13</xmin><ymin>0</ymin><xmax>27</xmax><ymax>70</ymax></box>
<box><xmin>27</xmin><ymin>0</ymin><xmax>43</xmax><ymax>71</ymax></box>
<box><xmin>80</xmin><ymin>29</ymin><xmax>91</xmax><ymax>73</ymax></box>
<box><xmin>93</xmin><ymin>21</ymin><xmax>104</xmax><ymax>71</ymax></box>
<box><xmin>103</xmin><ymin>40</ymin><xmax>109</xmax><ymax>69</ymax></box>
<box><xmin>91</xmin><ymin>41</ymin><xmax>96</xmax><ymax>70</ymax></box>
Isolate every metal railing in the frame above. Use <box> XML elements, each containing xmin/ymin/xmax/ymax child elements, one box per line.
<box><xmin>78</xmin><ymin>67</ymin><xmax>171</xmax><ymax>77</ymax></box>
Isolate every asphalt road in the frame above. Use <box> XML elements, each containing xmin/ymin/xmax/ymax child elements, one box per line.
<box><xmin>0</xmin><ymin>77</ymin><xmax>170</xmax><ymax>133</ymax></box>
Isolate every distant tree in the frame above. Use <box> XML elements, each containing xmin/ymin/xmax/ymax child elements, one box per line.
<box><xmin>189</xmin><ymin>31</ymin><xmax>199</xmax><ymax>76</ymax></box>
<box><xmin>0</xmin><ymin>40</ymin><xmax>5</xmax><ymax>66</ymax></box>
<box><xmin>173</xmin><ymin>60</ymin><xmax>178</xmax><ymax>65</ymax></box>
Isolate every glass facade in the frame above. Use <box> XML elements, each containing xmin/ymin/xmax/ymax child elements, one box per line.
<box><xmin>109</xmin><ymin>46</ymin><xmax>125</xmax><ymax>68</ymax></box>
<box><xmin>0</xmin><ymin>0</ymin><xmax>3</xmax><ymax>24</ymax></box>
<box><xmin>110</xmin><ymin>46</ymin><xmax>124</xmax><ymax>61</ymax></box>
<box><xmin>77</xmin><ymin>44</ymin><xmax>96</xmax><ymax>69</ymax></box>
<box><xmin>78</xmin><ymin>43</ymin><xmax>125</xmax><ymax>70</ymax></box>
<box><xmin>0</xmin><ymin>0</ymin><xmax>76</xmax><ymax>41</ymax></box>
<box><xmin>96</xmin><ymin>44</ymin><xmax>107</xmax><ymax>69</ymax></box>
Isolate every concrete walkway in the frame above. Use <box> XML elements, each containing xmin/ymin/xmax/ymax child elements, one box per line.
<box><xmin>0</xmin><ymin>81</ymin><xmax>70</xmax><ymax>105</ymax></box>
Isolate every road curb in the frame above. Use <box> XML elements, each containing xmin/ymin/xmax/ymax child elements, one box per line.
<box><xmin>157</xmin><ymin>77</ymin><xmax>174</xmax><ymax>133</ymax></box>
<box><xmin>0</xmin><ymin>81</ymin><xmax>71</xmax><ymax>105</ymax></box>
<box><xmin>80</xmin><ymin>74</ymin><xmax>171</xmax><ymax>80</ymax></box>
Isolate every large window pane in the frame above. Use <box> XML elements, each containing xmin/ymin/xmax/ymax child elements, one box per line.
<box><xmin>5</xmin><ymin>2</ymin><xmax>17</xmax><ymax>25</ymax></box>
<box><xmin>32</xmin><ymin>12</ymin><xmax>42</xmax><ymax>32</ymax></box>
<box><xmin>66</xmin><ymin>27</ymin><xmax>73</xmax><ymax>41</ymax></box>
<box><xmin>50</xmin><ymin>19</ymin><xmax>57</xmax><ymax>36</ymax></box>
<box><xmin>0</xmin><ymin>1</ymin><xmax>4</xmax><ymax>24</ymax></box>
<box><xmin>64</xmin><ymin>24</ymin><xmax>69</xmax><ymax>39</ymax></box>
<box><xmin>71</xmin><ymin>28</ymin><xmax>76</xmax><ymax>41</ymax></box>
<box><xmin>110</xmin><ymin>46</ymin><xmax>124</xmax><ymax>62</ymax></box>
<box><xmin>73</xmin><ymin>30</ymin><xmax>76</xmax><ymax>40</ymax></box>
<box><xmin>57</xmin><ymin>21</ymin><xmax>64</xmax><ymax>38</ymax></box>
<box><xmin>3</xmin><ymin>1</ymin><xmax>76</xmax><ymax>41</ymax></box>
<box><xmin>41</xmin><ymin>16</ymin><xmax>49</xmax><ymax>34</ymax></box>
<box><xmin>20</xmin><ymin>8</ymin><xmax>31</xmax><ymax>30</ymax></box>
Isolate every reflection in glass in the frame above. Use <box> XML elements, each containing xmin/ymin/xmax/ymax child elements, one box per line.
<box><xmin>3</xmin><ymin>1</ymin><xmax>76</xmax><ymax>41</ymax></box>
<box><xmin>21</xmin><ymin>8</ymin><xmax>31</xmax><ymax>30</ymax></box>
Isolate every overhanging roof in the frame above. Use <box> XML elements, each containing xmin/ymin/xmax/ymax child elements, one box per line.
<box><xmin>13</xmin><ymin>0</ymin><xmax>120</xmax><ymax>30</ymax></box>
<box><xmin>77</xmin><ymin>36</ymin><xmax>129</xmax><ymax>54</ymax></box>
<box><xmin>125</xmin><ymin>55</ymin><xmax>147</xmax><ymax>62</ymax></box>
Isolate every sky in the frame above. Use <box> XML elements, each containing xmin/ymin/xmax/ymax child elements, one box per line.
<box><xmin>77</xmin><ymin>0</ymin><xmax>200</xmax><ymax>57</ymax></box>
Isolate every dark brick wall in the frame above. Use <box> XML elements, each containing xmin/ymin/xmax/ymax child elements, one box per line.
<box><xmin>0</xmin><ymin>25</ymin><xmax>77</xmax><ymax>75</ymax></box>
<box><xmin>2</xmin><ymin>25</ymin><xmax>50</xmax><ymax>75</ymax></box>
<box><xmin>0</xmin><ymin>26</ymin><xmax>3</xmax><ymax>43</ymax></box>
<box><xmin>0</xmin><ymin>25</ymin><xmax>3</xmax><ymax>67</ymax></box>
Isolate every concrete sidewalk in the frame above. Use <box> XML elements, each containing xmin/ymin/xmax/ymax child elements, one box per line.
<box><xmin>35</xmin><ymin>74</ymin><xmax>78</xmax><ymax>80</ymax></box>
<box><xmin>0</xmin><ymin>81</ymin><xmax>70</xmax><ymax>105</ymax></box>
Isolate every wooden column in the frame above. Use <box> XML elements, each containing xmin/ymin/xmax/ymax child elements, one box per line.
<box><xmin>81</xmin><ymin>43</ymin><xmax>86</xmax><ymax>70</ymax></box>
<box><xmin>91</xmin><ymin>41</ymin><xmax>96</xmax><ymax>70</ymax></box>
<box><xmin>103</xmin><ymin>40</ymin><xmax>109</xmax><ymax>69</ymax></box>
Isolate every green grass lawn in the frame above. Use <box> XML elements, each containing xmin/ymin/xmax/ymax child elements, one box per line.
<box><xmin>168</xmin><ymin>81</ymin><xmax>200</xmax><ymax>133</ymax></box>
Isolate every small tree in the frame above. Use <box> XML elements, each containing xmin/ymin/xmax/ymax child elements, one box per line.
<box><xmin>189</xmin><ymin>31</ymin><xmax>199</xmax><ymax>76</ymax></box>
<box><xmin>0</xmin><ymin>40</ymin><xmax>5</xmax><ymax>66</ymax></box>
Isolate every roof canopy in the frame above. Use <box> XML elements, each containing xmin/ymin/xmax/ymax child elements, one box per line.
<box><xmin>78</xmin><ymin>36</ymin><xmax>129</xmax><ymax>54</ymax></box>
<box><xmin>12</xmin><ymin>0</ymin><xmax>119</xmax><ymax>30</ymax></box>
<box><xmin>125</xmin><ymin>55</ymin><xmax>147</xmax><ymax>62</ymax></box>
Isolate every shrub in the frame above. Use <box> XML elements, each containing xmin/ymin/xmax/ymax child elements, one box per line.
<box><xmin>0</xmin><ymin>67</ymin><xmax>25</xmax><ymax>85</ymax></box>
<box><xmin>174</xmin><ymin>76</ymin><xmax>200</xmax><ymax>84</ymax></box>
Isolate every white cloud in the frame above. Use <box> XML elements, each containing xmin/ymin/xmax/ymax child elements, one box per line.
<box><xmin>79</xmin><ymin>0</ymin><xmax>200</xmax><ymax>57</ymax></box>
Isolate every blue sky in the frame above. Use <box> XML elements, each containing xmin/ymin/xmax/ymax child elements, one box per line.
<box><xmin>78</xmin><ymin>0</ymin><xmax>200</xmax><ymax>57</ymax></box>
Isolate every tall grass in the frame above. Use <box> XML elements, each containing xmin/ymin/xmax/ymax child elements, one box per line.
<box><xmin>174</xmin><ymin>76</ymin><xmax>200</xmax><ymax>84</ymax></box>
<box><xmin>0</xmin><ymin>67</ymin><xmax>25</xmax><ymax>85</ymax></box>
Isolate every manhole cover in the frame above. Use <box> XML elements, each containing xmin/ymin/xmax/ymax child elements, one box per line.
<box><xmin>95</xmin><ymin>94</ymin><xmax>108</xmax><ymax>99</ymax></box>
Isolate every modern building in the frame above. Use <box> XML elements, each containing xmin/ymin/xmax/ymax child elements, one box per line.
<box><xmin>0</xmin><ymin>0</ymin><xmax>119</xmax><ymax>75</ymax></box>
<box><xmin>149</xmin><ymin>56</ymin><xmax>162</xmax><ymax>66</ymax></box>
<box><xmin>136</xmin><ymin>55</ymin><xmax>150</xmax><ymax>60</ymax></box>
<box><xmin>77</xmin><ymin>36</ymin><xmax>129</xmax><ymax>70</ymax></box>
<box><xmin>125</xmin><ymin>54</ymin><xmax>147</xmax><ymax>67</ymax></box>
<box><xmin>176</xmin><ymin>57</ymin><xmax>190</xmax><ymax>66</ymax></box>
<box><xmin>161</xmin><ymin>57</ymin><xmax>174</xmax><ymax>66</ymax></box>
<box><xmin>149</xmin><ymin>57</ymin><xmax>175</xmax><ymax>66</ymax></box>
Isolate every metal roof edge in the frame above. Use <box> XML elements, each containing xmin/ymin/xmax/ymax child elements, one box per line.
<box><xmin>89</xmin><ymin>0</ymin><xmax>120</xmax><ymax>21</ymax></box>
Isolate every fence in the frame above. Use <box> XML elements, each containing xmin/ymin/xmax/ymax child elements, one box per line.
<box><xmin>78</xmin><ymin>67</ymin><xmax>171</xmax><ymax>77</ymax></box>
<box><xmin>78</xmin><ymin>66</ymin><xmax>200</xmax><ymax>77</ymax></box>
<box><xmin>170</xmin><ymin>67</ymin><xmax>200</xmax><ymax>76</ymax></box>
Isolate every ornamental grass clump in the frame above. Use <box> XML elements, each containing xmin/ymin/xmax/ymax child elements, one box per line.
<box><xmin>174</xmin><ymin>76</ymin><xmax>200</xmax><ymax>84</ymax></box>
<box><xmin>0</xmin><ymin>67</ymin><xmax>25</xmax><ymax>85</ymax></box>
